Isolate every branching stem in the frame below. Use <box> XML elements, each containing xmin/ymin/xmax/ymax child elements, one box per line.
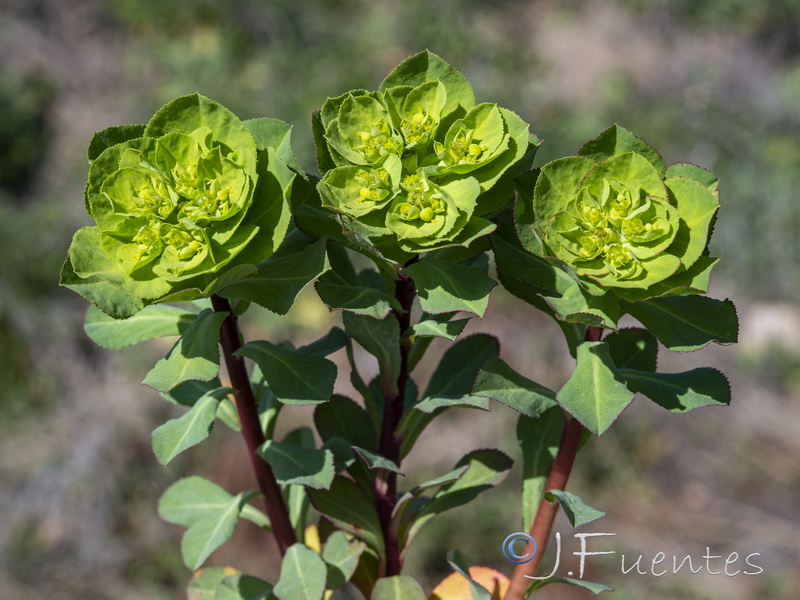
<box><xmin>504</xmin><ymin>326</ymin><xmax>603</xmax><ymax>600</ymax></box>
<box><xmin>211</xmin><ymin>294</ymin><xmax>297</xmax><ymax>556</ymax></box>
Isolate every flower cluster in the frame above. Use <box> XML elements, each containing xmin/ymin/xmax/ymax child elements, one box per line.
<box><xmin>316</xmin><ymin>51</ymin><xmax>534</xmax><ymax>257</ymax></box>
<box><xmin>531</xmin><ymin>125</ymin><xmax>720</xmax><ymax>300</ymax></box>
<box><xmin>61</xmin><ymin>94</ymin><xmax>296</xmax><ymax>318</ymax></box>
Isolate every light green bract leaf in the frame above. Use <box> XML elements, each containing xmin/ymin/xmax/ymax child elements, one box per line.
<box><xmin>316</xmin><ymin>51</ymin><xmax>534</xmax><ymax>257</ymax></box>
<box><xmin>236</xmin><ymin>341</ymin><xmax>337</xmax><ymax>405</ymax></box>
<box><xmin>544</xmin><ymin>490</ymin><xmax>606</xmax><ymax>527</ymax></box>
<box><xmin>84</xmin><ymin>303</ymin><xmax>196</xmax><ymax>349</ymax></box>
<box><xmin>143</xmin><ymin>309</ymin><xmax>227</xmax><ymax>393</ymax></box>
<box><xmin>62</xmin><ymin>93</ymin><xmax>298</xmax><ymax>318</ymax></box>
<box><xmin>557</xmin><ymin>342</ymin><xmax>634</xmax><ymax>435</ymax></box>
<box><xmin>273</xmin><ymin>543</ymin><xmax>327</xmax><ymax>600</ymax></box>
<box><xmin>528</xmin><ymin>125</ymin><xmax>721</xmax><ymax>300</ymax></box>
<box><xmin>404</xmin><ymin>259</ymin><xmax>496</xmax><ymax>317</ymax></box>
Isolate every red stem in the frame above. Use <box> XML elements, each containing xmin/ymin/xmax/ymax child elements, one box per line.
<box><xmin>504</xmin><ymin>326</ymin><xmax>603</xmax><ymax>600</ymax></box>
<box><xmin>211</xmin><ymin>295</ymin><xmax>297</xmax><ymax>556</ymax></box>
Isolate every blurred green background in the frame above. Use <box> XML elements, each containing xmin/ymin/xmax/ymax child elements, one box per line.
<box><xmin>1</xmin><ymin>0</ymin><xmax>799</xmax><ymax>598</ymax></box>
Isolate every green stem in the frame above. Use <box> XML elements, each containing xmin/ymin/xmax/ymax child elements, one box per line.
<box><xmin>211</xmin><ymin>294</ymin><xmax>297</xmax><ymax>556</ymax></box>
<box><xmin>504</xmin><ymin>325</ymin><xmax>602</xmax><ymax>600</ymax></box>
<box><xmin>375</xmin><ymin>258</ymin><xmax>417</xmax><ymax>577</ymax></box>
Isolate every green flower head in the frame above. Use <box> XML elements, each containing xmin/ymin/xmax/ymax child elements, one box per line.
<box><xmin>529</xmin><ymin>125</ymin><xmax>720</xmax><ymax>301</ymax></box>
<box><xmin>61</xmin><ymin>94</ymin><xmax>299</xmax><ymax>318</ymax></box>
<box><xmin>315</xmin><ymin>51</ymin><xmax>538</xmax><ymax>259</ymax></box>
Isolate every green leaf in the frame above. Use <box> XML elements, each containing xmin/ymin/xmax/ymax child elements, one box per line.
<box><xmin>604</xmin><ymin>328</ymin><xmax>658</xmax><ymax>371</ymax></box>
<box><xmin>60</xmin><ymin>253</ymin><xmax>144</xmax><ymax>319</ymax></box>
<box><xmin>315</xmin><ymin>274</ymin><xmax>399</xmax><ymax>318</ymax></box>
<box><xmin>159</xmin><ymin>476</ymin><xmax>234</xmax><ymax>527</ymax></box>
<box><xmin>517</xmin><ymin>409</ymin><xmax>563</xmax><ymax>531</ymax></box>
<box><xmin>84</xmin><ymin>303</ymin><xmax>197</xmax><ymax>349</ymax></box>
<box><xmin>143</xmin><ymin>309</ymin><xmax>227</xmax><ymax>393</ymax></box>
<box><xmin>400</xmin><ymin>334</ymin><xmax>499</xmax><ymax>458</ymax></box>
<box><xmin>273</xmin><ymin>543</ymin><xmax>327</xmax><ymax>600</ymax></box>
<box><xmin>307</xmin><ymin>477</ymin><xmax>384</xmax><ymax>557</ymax></box>
<box><xmin>299</xmin><ymin>327</ymin><xmax>348</xmax><ymax>357</ymax></box>
<box><xmin>544</xmin><ymin>490</ymin><xmax>606</xmax><ymax>527</ymax></box>
<box><xmin>87</xmin><ymin>124</ymin><xmax>145</xmax><ymax>162</ymax></box>
<box><xmin>620</xmin><ymin>367</ymin><xmax>731</xmax><ymax>412</ymax></box>
<box><xmin>342</xmin><ymin>312</ymin><xmax>401</xmax><ymax>384</ymax></box>
<box><xmin>187</xmin><ymin>566</ymin><xmax>232</xmax><ymax>600</ymax></box>
<box><xmin>152</xmin><ymin>390</ymin><xmax>224</xmax><ymax>465</ymax></box>
<box><xmin>182</xmin><ymin>491</ymin><xmax>255</xmax><ymax>570</ymax></box>
<box><xmin>236</xmin><ymin>341</ymin><xmax>337</xmax><ymax>405</ymax></box>
<box><xmin>370</xmin><ymin>575</ymin><xmax>427</xmax><ymax>600</ymax></box>
<box><xmin>314</xmin><ymin>395</ymin><xmax>376</xmax><ymax>449</ymax></box>
<box><xmin>219</xmin><ymin>237</ymin><xmax>330</xmax><ymax>314</ymax></box>
<box><xmin>412</xmin><ymin>395</ymin><xmax>490</xmax><ymax>413</ymax></box>
<box><xmin>404</xmin><ymin>450</ymin><xmax>512</xmax><ymax>546</ymax></box>
<box><xmin>446</xmin><ymin>550</ymin><xmax>492</xmax><ymax>600</ymax></box>
<box><xmin>557</xmin><ymin>342</ymin><xmax>634</xmax><ymax>435</ymax></box>
<box><xmin>528</xmin><ymin>576</ymin><xmax>613</xmax><ymax>595</ymax></box>
<box><xmin>404</xmin><ymin>259</ymin><xmax>496</xmax><ymax>318</ymax></box>
<box><xmin>665</xmin><ymin>176</ymin><xmax>719</xmax><ymax>268</ymax></box>
<box><xmin>543</xmin><ymin>284</ymin><xmax>620</xmax><ymax>330</ymax></box>
<box><xmin>623</xmin><ymin>296</ymin><xmax>738</xmax><ymax>351</ymax></box>
<box><xmin>665</xmin><ymin>162</ymin><xmax>719</xmax><ymax>191</ymax></box>
<box><xmin>322</xmin><ymin>531</ymin><xmax>365</xmax><ymax>590</ymax></box>
<box><xmin>216</xmin><ymin>574</ymin><xmax>275</xmax><ymax>600</ymax></box>
<box><xmin>407</xmin><ymin>314</ymin><xmax>470</xmax><ymax>342</ymax></box>
<box><xmin>258</xmin><ymin>440</ymin><xmax>335</xmax><ymax>490</ymax></box>
<box><xmin>244</xmin><ymin>117</ymin><xmax>304</xmax><ymax>176</ymax></box>
<box><xmin>472</xmin><ymin>357</ymin><xmax>557</xmax><ymax>418</ymax></box>
<box><xmin>352</xmin><ymin>446</ymin><xmax>404</xmax><ymax>475</ymax></box>
<box><xmin>578</xmin><ymin>124</ymin><xmax>665</xmax><ymax>174</ymax></box>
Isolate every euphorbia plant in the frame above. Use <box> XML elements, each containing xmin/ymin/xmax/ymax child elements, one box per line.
<box><xmin>60</xmin><ymin>51</ymin><xmax>738</xmax><ymax>600</ymax></box>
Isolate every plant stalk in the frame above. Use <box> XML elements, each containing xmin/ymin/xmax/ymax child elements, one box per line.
<box><xmin>211</xmin><ymin>294</ymin><xmax>297</xmax><ymax>556</ymax></box>
<box><xmin>504</xmin><ymin>326</ymin><xmax>603</xmax><ymax>600</ymax></box>
<box><xmin>375</xmin><ymin>260</ymin><xmax>417</xmax><ymax>577</ymax></box>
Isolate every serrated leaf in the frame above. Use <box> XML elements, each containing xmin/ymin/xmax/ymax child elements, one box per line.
<box><xmin>404</xmin><ymin>260</ymin><xmax>496</xmax><ymax>318</ymax></box>
<box><xmin>182</xmin><ymin>492</ymin><xmax>256</xmax><ymax>570</ymax></box>
<box><xmin>543</xmin><ymin>284</ymin><xmax>620</xmax><ymax>329</ymax></box>
<box><xmin>84</xmin><ymin>302</ymin><xmax>196</xmax><ymax>349</ymax></box>
<box><xmin>236</xmin><ymin>341</ymin><xmax>337</xmax><ymax>405</ymax></box>
<box><xmin>152</xmin><ymin>391</ymin><xmax>223</xmax><ymax>465</ymax></box>
<box><xmin>472</xmin><ymin>357</ymin><xmax>556</xmax><ymax>418</ymax></box>
<box><xmin>307</xmin><ymin>477</ymin><xmax>384</xmax><ymax>557</ymax></box>
<box><xmin>518</xmin><ymin>409</ymin><xmax>563</xmax><ymax>532</ymax></box>
<box><xmin>87</xmin><ymin>124</ymin><xmax>146</xmax><ymax>161</ymax></box>
<box><xmin>352</xmin><ymin>446</ymin><xmax>404</xmax><ymax>475</ymax></box>
<box><xmin>143</xmin><ymin>309</ymin><xmax>227</xmax><ymax>393</ymax></box>
<box><xmin>371</xmin><ymin>575</ymin><xmax>427</xmax><ymax>600</ymax></box>
<box><xmin>544</xmin><ymin>490</ymin><xmax>606</xmax><ymax>527</ymax></box>
<box><xmin>412</xmin><ymin>395</ymin><xmax>491</xmax><ymax>414</ymax></box>
<box><xmin>408</xmin><ymin>314</ymin><xmax>470</xmax><ymax>341</ymax></box>
<box><xmin>219</xmin><ymin>237</ymin><xmax>330</xmax><ymax>314</ymax></box>
<box><xmin>620</xmin><ymin>367</ymin><xmax>731</xmax><ymax>412</ymax></box>
<box><xmin>159</xmin><ymin>476</ymin><xmax>234</xmax><ymax>528</ymax></box>
<box><xmin>273</xmin><ymin>543</ymin><xmax>327</xmax><ymax>600</ymax></box>
<box><xmin>258</xmin><ymin>440</ymin><xmax>335</xmax><ymax>490</ymax></box>
<box><xmin>578</xmin><ymin>124</ymin><xmax>665</xmax><ymax>174</ymax></box>
<box><xmin>216</xmin><ymin>574</ymin><xmax>276</xmax><ymax>600</ymax></box>
<box><xmin>604</xmin><ymin>328</ymin><xmax>658</xmax><ymax>371</ymax></box>
<box><xmin>623</xmin><ymin>296</ymin><xmax>738</xmax><ymax>351</ymax></box>
<box><xmin>322</xmin><ymin>531</ymin><xmax>365</xmax><ymax>590</ymax></box>
<box><xmin>557</xmin><ymin>342</ymin><xmax>634</xmax><ymax>435</ymax></box>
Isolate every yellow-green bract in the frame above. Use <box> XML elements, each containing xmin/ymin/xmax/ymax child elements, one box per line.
<box><xmin>61</xmin><ymin>94</ymin><xmax>299</xmax><ymax>318</ymax></box>
<box><xmin>529</xmin><ymin>125</ymin><xmax>720</xmax><ymax>301</ymax></box>
<box><xmin>315</xmin><ymin>51</ymin><xmax>538</xmax><ymax>259</ymax></box>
